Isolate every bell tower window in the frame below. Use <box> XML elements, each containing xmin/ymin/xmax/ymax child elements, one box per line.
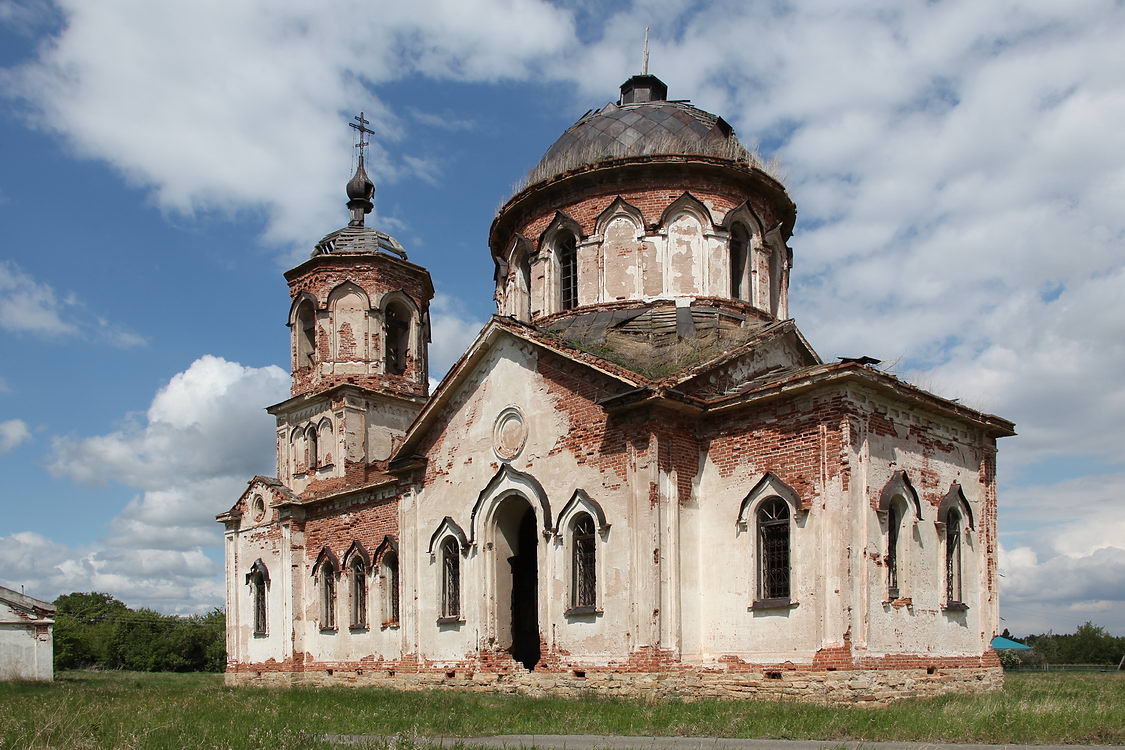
<box><xmin>557</xmin><ymin>232</ymin><xmax>578</xmax><ymax>311</ymax></box>
<box><xmin>296</xmin><ymin>301</ymin><xmax>316</xmax><ymax>368</ymax></box>
<box><xmin>384</xmin><ymin>302</ymin><xmax>410</xmax><ymax>376</ymax></box>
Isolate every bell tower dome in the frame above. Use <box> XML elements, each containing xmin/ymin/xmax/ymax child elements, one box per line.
<box><xmin>490</xmin><ymin>73</ymin><xmax>795</xmax><ymax>328</ymax></box>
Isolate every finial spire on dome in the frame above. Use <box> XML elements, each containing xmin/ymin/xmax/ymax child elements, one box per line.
<box><xmin>642</xmin><ymin>26</ymin><xmax>650</xmax><ymax>75</ymax></box>
<box><xmin>346</xmin><ymin>111</ymin><xmax>376</xmax><ymax>227</ymax></box>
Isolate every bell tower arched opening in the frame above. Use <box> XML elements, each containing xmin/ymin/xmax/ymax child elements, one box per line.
<box><xmin>491</xmin><ymin>494</ymin><xmax>541</xmax><ymax>670</ymax></box>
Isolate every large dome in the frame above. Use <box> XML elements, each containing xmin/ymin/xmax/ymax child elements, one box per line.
<box><xmin>525</xmin><ymin>74</ymin><xmax>753</xmax><ymax>187</ymax></box>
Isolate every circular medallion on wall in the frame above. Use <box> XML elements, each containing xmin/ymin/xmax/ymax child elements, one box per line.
<box><xmin>493</xmin><ymin>406</ymin><xmax>528</xmax><ymax>462</ymax></box>
<box><xmin>251</xmin><ymin>494</ymin><xmax>266</xmax><ymax>522</ymax></box>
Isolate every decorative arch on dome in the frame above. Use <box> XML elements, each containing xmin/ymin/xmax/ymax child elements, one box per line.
<box><xmin>594</xmin><ymin>197</ymin><xmax>645</xmax><ymax>237</ymax></box>
<box><xmin>658</xmin><ymin>192</ymin><xmax>717</xmax><ymax>232</ymax></box>
<box><xmin>327</xmin><ymin>281</ymin><xmax>371</xmax><ymax>362</ymax></box>
<box><xmin>720</xmin><ymin>201</ymin><xmax>766</xmax><ymax>238</ymax></box>
<box><xmin>506</xmin><ymin>234</ymin><xmax>536</xmax><ymax>320</ymax></box>
<box><xmin>288</xmin><ymin>291</ymin><xmax>321</xmax><ymax>326</ymax></box>
<box><xmin>537</xmin><ymin>211</ymin><xmax>584</xmax><ymax>251</ymax></box>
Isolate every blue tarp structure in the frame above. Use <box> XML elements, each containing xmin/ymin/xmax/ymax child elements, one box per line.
<box><xmin>992</xmin><ymin>635</ymin><xmax>1032</xmax><ymax>650</ymax></box>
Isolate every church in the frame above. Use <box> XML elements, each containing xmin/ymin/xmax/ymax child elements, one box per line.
<box><xmin>218</xmin><ymin>71</ymin><xmax>1014</xmax><ymax>702</ymax></box>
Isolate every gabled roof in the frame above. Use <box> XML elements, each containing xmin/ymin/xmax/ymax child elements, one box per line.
<box><xmin>0</xmin><ymin>585</ymin><xmax>55</xmax><ymax>619</ymax></box>
<box><xmin>217</xmin><ymin>476</ymin><xmax>299</xmax><ymax>522</ymax></box>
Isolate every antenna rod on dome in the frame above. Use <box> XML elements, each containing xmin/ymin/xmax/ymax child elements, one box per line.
<box><xmin>642</xmin><ymin>27</ymin><xmax>650</xmax><ymax>75</ymax></box>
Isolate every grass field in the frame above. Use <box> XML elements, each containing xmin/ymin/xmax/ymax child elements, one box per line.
<box><xmin>1</xmin><ymin>670</ymin><xmax>1122</xmax><ymax>749</ymax></box>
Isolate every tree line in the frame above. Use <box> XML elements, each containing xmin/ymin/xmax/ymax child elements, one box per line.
<box><xmin>1004</xmin><ymin>622</ymin><xmax>1125</xmax><ymax>667</ymax></box>
<box><xmin>53</xmin><ymin>592</ymin><xmax>225</xmax><ymax>672</ymax></box>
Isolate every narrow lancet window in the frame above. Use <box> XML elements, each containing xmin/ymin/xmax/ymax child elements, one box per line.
<box><xmin>350</xmin><ymin>557</ymin><xmax>367</xmax><ymax>629</ymax></box>
<box><xmin>321</xmin><ymin>564</ymin><xmax>337</xmax><ymax>630</ymax></box>
<box><xmin>249</xmin><ymin>563</ymin><xmax>268</xmax><ymax>636</ymax></box>
<box><xmin>946</xmin><ymin>509</ymin><xmax>963</xmax><ymax>604</ymax></box>
<box><xmin>296</xmin><ymin>301</ymin><xmax>316</xmax><ymax>367</ymax></box>
<box><xmin>441</xmin><ymin>538</ymin><xmax>460</xmax><ymax>619</ymax></box>
<box><xmin>887</xmin><ymin>503</ymin><xmax>900</xmax><ymax>600</ymax></box>
<box><xmin>383</xmin><ymin>551</ymin><xmax>400</xmax><ymax>626</ymax></box>
<box><xmin>558</xmin><ymin>232</ymin><xmax>578</xmax><ymax>311</ymax></box>
<box><xmin>572</xmin><ymin>514</ymin><xmax>597</xmax><ymax>610</ymax></box>
<box><xmin>384</xmin><ymin>303</ymin><xmax>409</xmax><ymax>376</ymax></box>
<box><xmin>730</xmin><ymin>223</ymin><xmax>749</xmax><ymax>300</ymax></box>
<box><xmin>757</xmin><ymin>498</ymin><xmax>791</xmax><ymax>601</ymax></box>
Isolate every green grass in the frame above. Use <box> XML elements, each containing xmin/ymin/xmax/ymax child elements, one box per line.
<box><xmin>0</xmin><ymin>670</ymin><xmax>1122</xmax><ymax>749</ymax></box>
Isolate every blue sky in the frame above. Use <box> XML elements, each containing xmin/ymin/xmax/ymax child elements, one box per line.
<box><xmin>1</xmin><ymin>0</ymin><xmax>1123</xmax><ymax>636</ymax></box>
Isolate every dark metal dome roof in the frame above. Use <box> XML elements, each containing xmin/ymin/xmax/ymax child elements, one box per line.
<box><xmin>525</xmin><ymin>74</ymin><xmax>752</xmax><ymax>187</ymax></box>
<box><xmin>313</xmin><ymin>224</ymin><xmax>407</xmax><ymax>259</ymax></box>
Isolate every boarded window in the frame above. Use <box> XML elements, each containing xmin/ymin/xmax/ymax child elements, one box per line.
<box><xmin>441</xmin><ymin>538</ymin><xmax>460</xmax><ymax>619</ymax></box>
<box><xmin>572</xmin><ymin>514</ymin><xmax>596</xmax><ymax>609</ymax></box>
<box><xmin>558</xmin><ymin>232</ymin><xmax>578</xmax><ymax>310</ymax></box>
<box><xmin>758</xmin><ymin>498</ymin><xmax>790</xmax><ymax>601</ymax></box>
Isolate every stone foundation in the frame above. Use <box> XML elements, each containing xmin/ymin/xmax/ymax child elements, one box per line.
<box><xmin>225</xmin><ymin>664</ymin><xmax>1003</xmax><ymax>704</ymax></box>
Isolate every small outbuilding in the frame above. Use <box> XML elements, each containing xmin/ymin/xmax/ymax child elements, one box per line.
<box><xmin>0</xmin><ymin>585</ymin><xmax>56</xmax><ymax>681</ymax></box>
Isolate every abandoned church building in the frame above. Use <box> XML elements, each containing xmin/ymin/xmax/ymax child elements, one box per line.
<box><xmin>219</xmin><ymin>72</ymin><xmax>1015</xmax><ymax>702</ymax></box>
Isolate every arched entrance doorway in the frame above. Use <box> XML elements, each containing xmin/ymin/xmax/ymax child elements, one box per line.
<box><xmin>492</xmin><ymin>494</ymin><xmax>540</xmax><ymax>670</ymax></box>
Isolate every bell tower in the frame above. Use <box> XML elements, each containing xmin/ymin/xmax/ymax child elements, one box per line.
<box><xmin>270</xmin><ymin>114</ymin><xmax>434</xmax><ymax>496</ymax></box>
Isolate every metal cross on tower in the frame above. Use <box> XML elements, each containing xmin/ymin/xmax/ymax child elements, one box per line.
<box><xmin>349</xmin><ymin>111</ymin><xmax>375</xmax><ymax>157</ymax></box>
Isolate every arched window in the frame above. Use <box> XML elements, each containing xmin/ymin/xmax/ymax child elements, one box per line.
<box><xmin>247</xmin><ymin>561</ymin><xmax>269</xmax><ymax>636</ymax></box>
<box><xmin>317</xmin><ymin>419</ymin><xmax>332</xmax><ymax>467</ymax></box>
<box><xmin>945</xmin><ymin>509</ymin><xmax>963</xmax><ymax>605</ymax></box>
<box><xmin>306</xmin><ymin>425</ymin><xmax>318</xmax><ymax>471</ymax></box>
<box><xmin>440</xmin><ymin>537</ymin><xmax>460</xmax><ymax>620</ymax></box>
<box><xmin>571</xmin><ymin>513</ymin><xmax>596</xmax><ymax>610</ymax></box>
<box><xmin>730</xmin><ymin>223</ymin><xmax>749</xmax><ymax>301</ymax></box>
<box><xmin>382</xmin><ymin>550</ymin><xmax>400</xmax><ymax>626</ymax></box>
<box><xmin>320</xmin><ymin>561</ymin><xmax>337</xmax><ymax>630</ymax></box>
<box><xmin>292</xmin><ymin>429</ymin><xmax>307</xmax><ymax>475</ymax></box>
<box><xmin>557</xmin><ymin>232</ymin><xmax>578</xmax><ymax>311</ymax></box>
<box><xmin>757</xmin><ymin>497</ymin><xmax>790</xmax><ymax>602</ymax></box>
<box><xmin>887</xmin><ymin>501</ymin><xmax>902</xmax><ymax>599</ymax></box>
<box><xmin>768</xmin><ymin>245</ymin><xmax>783</xmax><ymax>317</ymax></box>
<box><xmin>349</xmin><ymin>556</ymin><xmax>367</xmax><ymax>628</ymax></box>
<box><xmin>296</xmin><ymin>300</ymin><xmax>316</xmax><ymax>368</ymax></box>
<box><xmin>384</xmin><ymin>302</ymin><xmax>410</xmax><ymax>376</ymax></box>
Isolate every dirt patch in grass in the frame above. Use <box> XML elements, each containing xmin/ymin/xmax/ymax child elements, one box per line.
<box><xmin>0</xmin><ymin>671</ymin><xmax>1122</xmax><ymax>749</ymax></box>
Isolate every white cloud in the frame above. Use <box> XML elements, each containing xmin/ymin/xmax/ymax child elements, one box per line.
<box><xmin>10</xmin><ymin>355</ymin><xmax>290</xmax><ymax>611</ymax></box>
<box><xmin>0</xmin><ymin>418</ymin><xmax>30</xmax><ymax>451</ymax></box>
<box><xmin>0</xmin><ymin>261</ymin><xmax>144</xmax><ymax>347</ymax></box>
<box><xmin>1</xmin><ymin>0</ymin><xmax>576</xmax><ymax>250</ymax></box>
<box><xmin>429</xmin><ymin>291</ymin><xmax>487</xmax><ymax>380</ymax></box>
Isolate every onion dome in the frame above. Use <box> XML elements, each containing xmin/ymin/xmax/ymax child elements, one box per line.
<box><xmin>525</xmin><ymin>73</ymin><xmax>752</xmax><ymax>188</ymax></box>
<box><xmin>312</xmin><ymin>154</ymin><xmax>406</xmax><ymax>259</ymax></box>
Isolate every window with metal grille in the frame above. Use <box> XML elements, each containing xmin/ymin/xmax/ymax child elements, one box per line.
<box><xmin>730</xmin><ymin>223</ymin><xmax>749</xmax><ymax>300</ymax></box>
<box><xmin>384</xmin><ymin>303</ymin><xmax>410</xmax><ymax>376</ymax></box>
<box><xmin>384</xmin><ymin>551</ymin><xmax>400</xmax><ymax>625</ymax></box>
<box><xmin>887</xmin><ymin>503</ymin><xmax>900</xmax><ymax>599</ymax></box>
<box><xmin>558</xmin><ymin>233</ymin><xmax>578</xmax><ymax>310</ymax></box>
<box><xmin>251</xmin><ymin>572</ymin><xmax>267</xmax><ymax>636</ymax></box>
<box><xmin>572</xmin><ymin>514</ymin><xmax>596</xmax><ymax>609</ymax></box>
<box><xmin>350</xmin><ymin>558</ymin><xmax>367</xmax><ymax>628</ymax></box>
<box><xmin>946</xmin><ymin>509</ymin><xmax>962</xmax><ymax>604</ymax></box>
<box><xmin>441</xmin><ymin>538</ymin><xmax>460</xmax><ymax>619</ymax></box>
<box><xmin>321</xmin><ymin>567</ymin><xmax>337</xmax><ymax>630</ymax></box>
<box><xmin>757</xmin><ymin>498</ymin><xmax>790</xmax><ymax>601</ymax></box>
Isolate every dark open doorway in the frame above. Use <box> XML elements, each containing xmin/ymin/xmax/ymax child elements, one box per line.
<box><xmin>508</xmin><ymin>507</ymin><xmax>540</xmax><ymax>670</ymax></box>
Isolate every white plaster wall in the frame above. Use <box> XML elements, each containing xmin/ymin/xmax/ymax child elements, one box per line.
<box><xmin>228</xmin><ymin>522</ymin><xmax>288</xmax><ymax>667</ymax></box>
<box><xmin>0</xmin><ymin>605</ymin><xmax>53</xmax><ymax>681</ymax></box>
<box><xmin>852</xmin><ymin>395</ymin><xmax>994</xmax><ymax>657</ymax></box>
<box><xmin>409</xmin><ymin>337</ymin><xmax>641</xmax><ymax>665</ymax></box>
